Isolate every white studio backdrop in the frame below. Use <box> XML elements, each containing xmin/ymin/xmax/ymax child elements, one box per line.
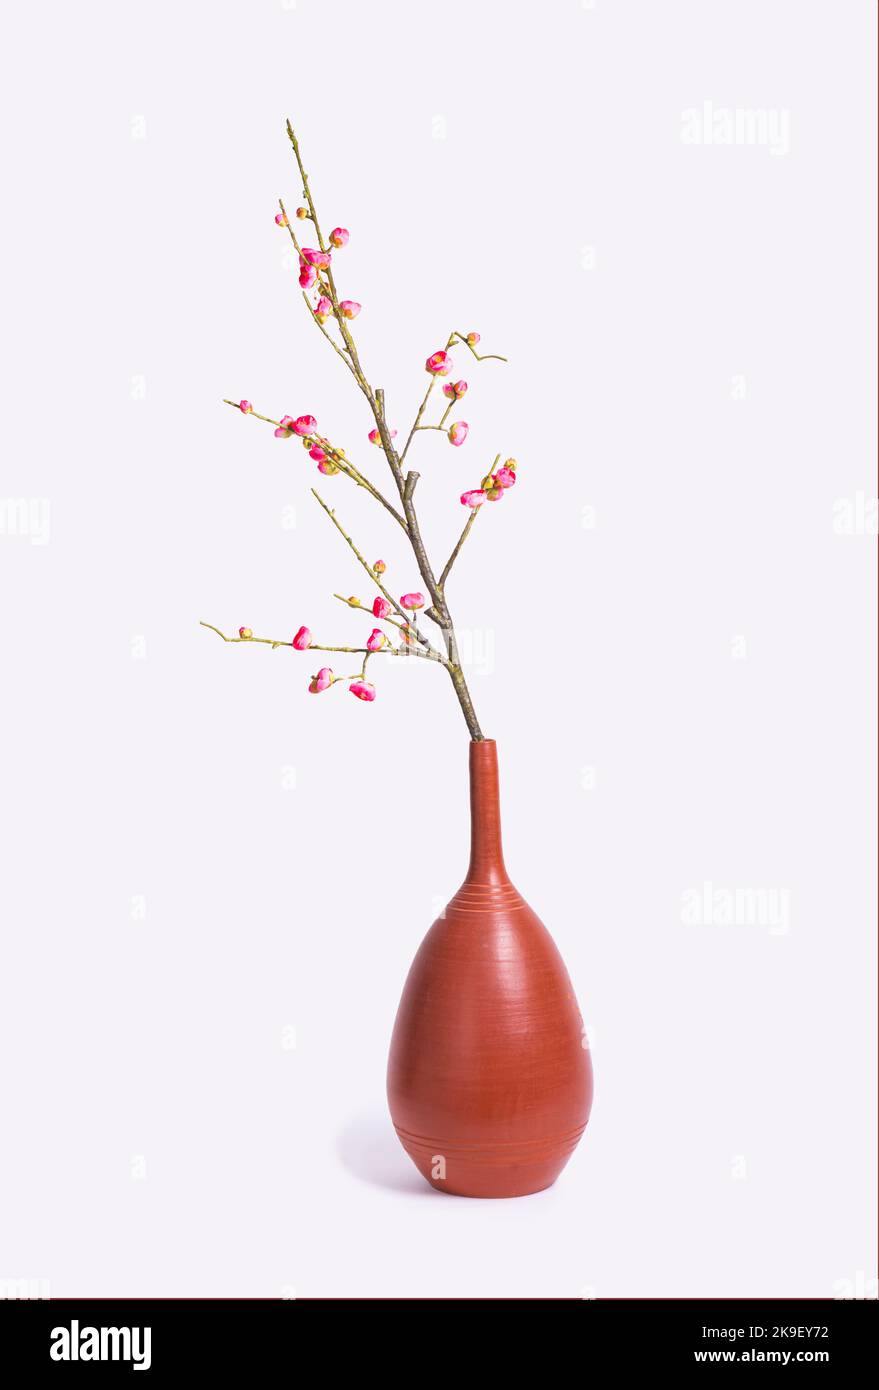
<box><xmin>0</xmin><ymin>0</ymin><xmax>876</xmax><ymax>1298</ymax></box>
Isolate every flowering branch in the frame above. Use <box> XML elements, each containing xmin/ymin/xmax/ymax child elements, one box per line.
<box><xmin>222</xmin><ymin>399</ymin><xmax>406</xmax><ymax>530</ymax></box>
<box><xmin>204</xmin><ymin>121</ymin><xmax>522</xmax><ymax>738</ymax></box>
<box><xmin>310</xmin><ymin>489</ymin><xmax>433</xmax><ymax>648</ymax></box>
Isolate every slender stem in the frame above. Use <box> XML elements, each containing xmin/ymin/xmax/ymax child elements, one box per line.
<box><xmin>311</xmin><ymin>490</ymin><xmax>437</xmax><ymax>655</ymax></box>
<box><xmin>400</xmin><ymin>374</ymin><xmax>440</xmax><ymax>465</ymax></box>
<box><xmin>452</xmin><ymin>331</ymin><xmax>508</xmax><ymax>363</ymax></box>
<box><xmin>200</xmin><ymin>622</ymin><xmax>408</xmax><ymax>656</ymax></box>
<box><xmin>438</xmin><ymin>508</ymin><xmax>479</xmax><ymax>591</ymax></box>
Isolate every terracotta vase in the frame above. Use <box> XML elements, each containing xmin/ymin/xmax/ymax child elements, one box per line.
<box><xmin>387</xmin><ymin>739</ymin><xmax>593</xmax><ymax>1197</ymax></box>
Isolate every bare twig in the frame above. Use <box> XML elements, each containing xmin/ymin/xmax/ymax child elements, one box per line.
<box><xmin>438</xmin><ymin>508</ymin><xmax>479</xmax><ymax>592</ymax></box>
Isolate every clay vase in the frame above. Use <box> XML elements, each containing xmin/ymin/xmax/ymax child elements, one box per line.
<box><xmin>387</xmin><ymin>739</ymin><xmax>593</xmax><ymax>1198</ymax></box>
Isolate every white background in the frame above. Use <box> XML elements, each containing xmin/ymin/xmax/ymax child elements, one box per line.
<box><xmin>1</xmin><ymin>0</ymin><xmax>876</xmax><ymax>1298</ymax></box>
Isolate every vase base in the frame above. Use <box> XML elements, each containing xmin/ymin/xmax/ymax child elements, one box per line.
<box><xmin>393</xmin><ymin>1121</ymin><xmax>587</xmax><ymax>1199</ymax></box>
<box><xmin>425</xmin><ymin>1174</ymin><xmax>558</xmax><ymax>1200</ymax></box>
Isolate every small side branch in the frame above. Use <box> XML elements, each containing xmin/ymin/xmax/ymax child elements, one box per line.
<box><xmin>311</xmin><ymin>490</ymin><xmax>438</xmax><ymax>656</ymax></box>
<box><xmin>438</xmin><ymin>508</ymin><xmax>479</xmax><ymax>592</ymax></box>
<box><xmin>223</xmin><ymin>398</ymin><xmax>407</xmax><ymax>531</ymax></box>
<box><xmin>452</xmin><ymin>331</ymin><xmax>508</xmax><ymax>363</ymax></box>
<box><xmin>200</xmin><ymin>621</ymin><xmax>290</xmax><ymax>650</ymax></box>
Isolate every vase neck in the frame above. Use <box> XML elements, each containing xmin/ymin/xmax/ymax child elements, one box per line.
<box><xmin>466</xmin><ymin>739</ymin><xmax>509</xmax><ymax>884</ymax></box>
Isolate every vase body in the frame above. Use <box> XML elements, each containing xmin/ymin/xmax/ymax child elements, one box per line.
<box><xmin>387</xmin><ymin>739</ymin><xmax>593</xmax><ymax>1198</ymax></box>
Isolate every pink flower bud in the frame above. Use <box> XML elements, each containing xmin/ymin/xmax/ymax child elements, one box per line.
<box><xmin>238</xmin><ymin>400</ymin><xmax>252</xmax><ymax>413</ymax></box>
<box><xmin>372</xmin><ymin>597</ymin><xmax>391</xmax><ymax>619</ymax></box>
<box><xmin>274</xmin><ymin>415</ymin><xmax>295</xmax><ymax>438</ymax></box>
<box><xmin>349</xmin><ymin>680</ymin><xmax>376</xmax><ymax>702</ymax></box>
<box><xmin>293</xmin><ymin>415</ymin><xmax>317</xmax><ymax>436</ymax></box>
<box><xmin>299</xmin><ymin>264</ymin><xmax>317</xmax><ymax>289</ymax></box>
<box><xmin>466</xmin><ymin>331</ymin><xmax>480</xmax><ymax>347</ymax></box>
<box><xmin>309</xmin><ymin>667</ymin><xmax>333</xmax><ymax>693</ymax></box>
<box><xmin>461</xmin><ymin>489</ymin><xmax>486</xmax><ymax>508</ymax></box>
<box><xmin>239</xmin><ymin>627</ymin><xmax>252</xmax><ymax>639</ymax></box>
<box><xmin>443</xmin><ymin>380</ymin><xmax>468</xmax><ymax>399</ymax></box>
<box><xmin>309</xmin><ymin>445</ymin><xmax>327</xmax><ymax>462</ymax></box>
<box><xmin>373</xmin><ymin>559</ymin><xmax>386</xmax><ymax>575</ymax></box>
<box><xmin>292</xmin><ymin>626</ymin><xmax>312</xmax><ymax>650</ymax></box>
<box><xmin>296</xmin><ymin>207</ymin><xmax>308</xmax><ymax>221</ymax></box>
<box><xmin>301</xmin><ymin>247</ymin><xmax>331</xmax><ymax>268</ymax></box>
<box><xmin>486</xmin><ymin>483</ymin><xmax>505</xmax><ymax>501</ymax></box>
<box><xmin>425</xmin><ymin>350</ymin><xmax>453</xmax><ymax>376</ymax></box>
<box><xmin>317</xmin><ymin>459</ymin><xmax>340</xmax><ymax>475</ymax></box>
<box><xmin>495</xmin><ymin>465</ymin><xmax>517</xmax><ymax>488</ymax></box>
<box><xmin>366</xmin><ymin>628</ymin><xmax>387</xmax><ymax>651</ymax></box>
<box><xmin>448</xmin><ymin>421</ymin><xmax>469</xmax><ymax>447</ymax></box>
<box><xmin>401</xmin><ymin>592</ymin><xmax>425</xmax><ymax>610</ymax></box>
<box><xmin>274</xmin><ymin>212</ymin><xmax>288</xmax><ymax>227</ymax></box>
<box><xmin>340</xmin><ymin>300</ymin><xmax>361</xmax><ymax>319</ymax></box>
<box><xmin>368</xmin><ymin>426</ymin><xmax>396</xmax><ymax>446</ymax></box>
<box><xmin>314</xmin><ymin>295</ymin><xmax>332</xmax><ymax>323</ymax></box>
<box><xmin>330</xmin><ymin>227</ymin><xmax>349</xmax><ymax>248</ymax></box>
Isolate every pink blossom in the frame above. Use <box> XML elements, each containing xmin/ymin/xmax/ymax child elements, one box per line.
<box><xmin>300</xmin><ymin>247</ymin><xmax>331</xmax><ymax>268</ymax></box>
<box><xmin>309</xmin><ymin>445</ymin><xmax>327</xmax><ymax>462</ymax></box>
<box><xmin>443</xmin><ymin>380</ymin><xmax>468</xmax><ymax>399</ymax></box>
<box><xmin>315</xmin><ymin>295</ymin><xmax>332</xmax><ymax>323</ymax></box>
<box><xmin>274</xmin><ymin>212</ymin><xmax>288</xmax><ymax>227</ymax></box>
<box><xmin>339</xmin><ymin>300</ymin><xmax>361</xmax><ymax>319</ymax></box>
<box><xmin>448</xmin><ymin>421</ymin><xmax>469</xmax><ymax>447</ymax></box>
<box><xmin>349</xmin><ymin>680</ymin><xmax>376</xmax><ymax>702</ymax></box>
<box><xmin>461</xmin><ymin>489</ymin><xmax>486</xmax><ymax>508</ymax></box>
<box><xmin>425</xmin><ymin>350</ymin><xmax>453</xmax><ymax>376</ymax></box>
<box><xmin>292</xmin><ymin>626</ymin><xmax>312</xmax><ymax>651</ymax></box>
<box><xmin>299</xmin><ymin>263</ymin><xmax>317</xmax><ymax>289</ymax></box>
<box><xmin>373</xmin><ymin>559</ymin><xmax>386</xmax><ymax>574</ymax></box>
<box><xmin>401</xmin><ymin>592</ymin><xmax>425</xmax><ymax>610</ymax></box>
<box><xmin>495</xmin><ymin>464</ymin><xmax>517</xmax><ymax>488</ymax></box>
<box><xmin>309</xmin><ymin>667</ymin><xmax>333</xmax><ymax>694</ymax></box>
<box><xmin>239</xmin><ymin>627</ymin><xmax>252</xmax><ymax>639</ymax></box>
<box><xmin>330</xmin><ymin>227</ymin><xmax>349</xmax><ymax>248</ymax></box>
<box><xmin>292</xmin><ymin>415</ymin><xmax>317</xmax><ymax>436</ymax></box>
<box><xmin>317</xmin><ymin>459</ymin><xmax>340</xmax><ymax>475</ymax></box>
<box><xmin>238</xmin><ymin>400</ymin><xmax>252</xmax><ymax>413</ymax></box>
<box><xmin>366</xmin><ymin>628</ymin><xmax>387</xmax><ymax>651</ymax></box>
<box><xmin>368</xmin><ymin>426</ymin><xmax>396</xmax><ymax>446</ymax></box>
<box><xmin>466</xmin><ymin>331</ymin><xmax>480</xmax><ymax>347</ymax></box>
<box><xmin>274</xmin><ymin>415</ymin><xmax>296</xmax><ymax>438</ymax></box>
<box><xmin>373</xmin><ymin>597</ymin><xmax>391</xmax><ymax>619</ymax></box>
